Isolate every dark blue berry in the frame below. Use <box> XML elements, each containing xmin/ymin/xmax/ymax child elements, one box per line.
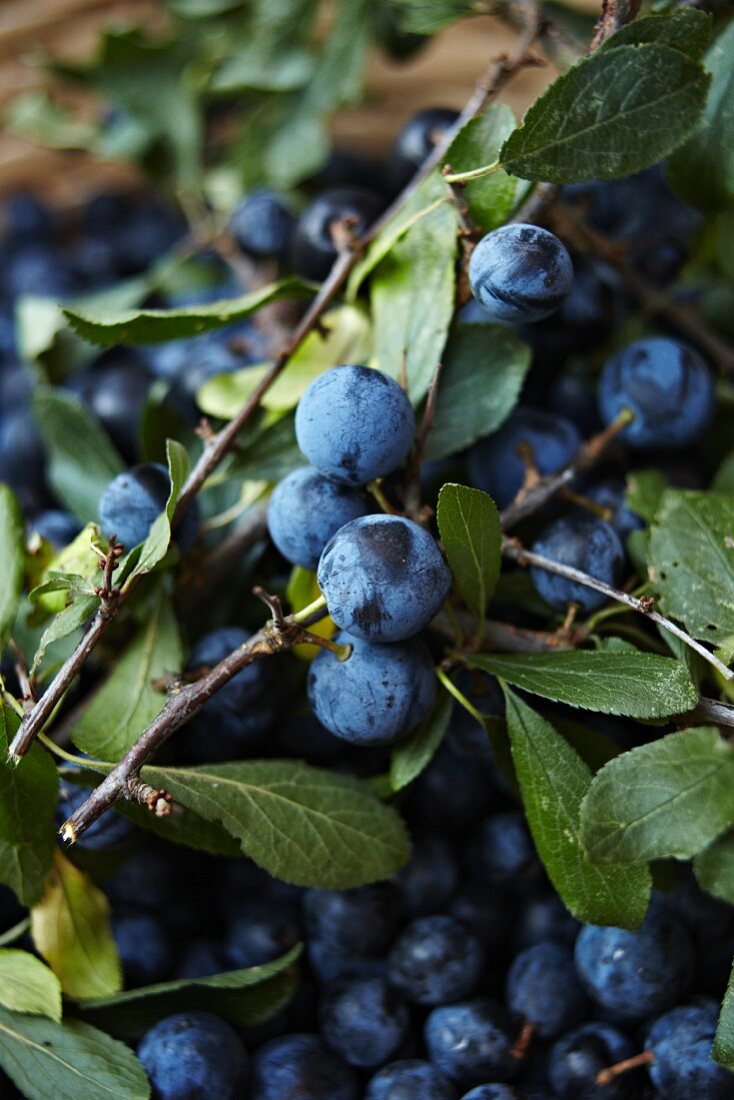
<box><xmin>230</xmin><ymin>189</ymin><xmax>295</xmax><ymax>258</ymax></box>
<box><xmin>137</xmin><ymin>1011</ymin><xmax>247</xmax><ymax>1100</ymax></box>
<box><xmin>296</xmin><ymin>365</ymin><xmax>415</xmax><ymax>487</ymax></box>
<box><xmin>308</xmin><ymin>632</ymin><xmax>436</xmax><ymax>746</ymax></box>
<box><xmin>388</xmin><ymin>914</ymin><xmax>485</xmax><ymax>1005</ymax></box>
<box><xmin>467</xmin><ymin>406</ymin><xmax>581</xmax><ymax>510</ymax></box>
<box><xmin>317</xmin><ymin>514</ymin><xmax>450</xmax><ymax>643</ymax></box>
<box><xmin>66</xmin><ymin>353</ymin><xmax>152</xmax><ymax>462</ymax></box>
<box><xmin>303</xmin><ymin>883</ymin><xmax>398</xmax><ymax>956</ymax></box>
<box><xmin>598</xmin><ymin>337</ymin><xmax>714</xmax><ymax>449</ymax></box>
<box><xmin>98</xmin><ymin>462</ymin><xmax>200</xmax><ymax>552</ymax></box>
<box><xmin>574</xmin><ymin>910</ymin><xmax>694</xmax><ymax>1021</ymax></box>
<box><xmin>424</xmin><ymin>998</ymin><xmax>517</xmax><ymax>1087</ymax></box>
<box><xmin>0</xmin><ymin>404</ymin><xmax>49</xmax><ymax>515</ymax></box>
<box><xmin>393</xmin><ymin>834</ymin><xmax>459</xmax><ymax>918</ymax></box>
<box><xmin>530</xmin><ymin>515</ymin><xmax>625</xmax><ymax>613</ymax></box>
<box><xmin>391</xmin><ymin>108</ymin><xmax>460</xmax><ymax>189</ymax></box>
<box><xmin>292</xmin><ymin>189</ymin><xmax>384</xmax><ymax>281</ymax></box>
<box><xmin>319</xmin><ymin>975</ymin><xmax>410</xmax><ymax>1069</ymax></box>
<box><xmin>366</xmin><ymin>1058</ymin><xmax>457</xmax><ymax>1100</ymax></box>
<box><xmin>250</xmin><ymin>1033</ymin><xmax>358</xmax><ymax>1100</ymax></box>
<box><xmin>548</xmin><ymin>1021</ymin><xmax>639</xmax><ymax>1100</ymax></box>
<box><xmin>584</xmin><ymin>480</ymin><xmax>644</xmax><ymax>541</ymax></box>
<box><xmin>646</xmin><ymin>999</ymin><xmax>732</xmax><ymax>1099</ymax></box>
<box><xmin>113</xmin><ymin>911</ymin><xmax>174</xmax><ymax>987</ymax></box>
<box><xmin>468</xmin><ymin>225</ymin><xmax>573</xmax><ymax>325</ymax></box>
<box><xmin>174</xmin><ymin>938</ymin><xmax>228</xmax><ymax>980</ymax></box>
<box><xmin>29</xmin><ymin>510</ymin><xmax>81</xmax><ymax>549</ymax></box>
<box><xmin>224</xmin><ymin>898</ymin><xmax>301</xmax><ymax>969</ymax></box>
<box><xmin>470</xmin><ymin>812</ymin><xmax>540</xmax><ymax>887</ymax></box>
<box><xmin>506</xmin><ymin>942</ymin><xmax>588</xmax><ymax>1039</ymax></box>
<box><xmin>267</xmin><ymin>466</ymin><xmax>371</xmax><ymax>569</ymax></box>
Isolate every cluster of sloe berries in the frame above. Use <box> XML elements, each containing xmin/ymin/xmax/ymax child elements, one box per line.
<box><xmin>44</xmin><ymin>735</ymin><xmax>734</xmax><ymax>1100</ymax></box>
<box><xmin>0</xmin><ymin>99</ymin><xmax>727</xmax><ymax>1100</ymax></box>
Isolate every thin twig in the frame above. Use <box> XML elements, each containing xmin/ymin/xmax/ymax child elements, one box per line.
<box><xmin>591</xmin><ymin>0</ymin><xmax>642</xmax><ymax>51</ymax></box>
<box><xmin>500</xmin><ymin>409</ymin><xmax>633</xmax><ymax>529</ymax></box>
<box><xmin>679</xmin><ymin>697</ymin><xmax>734</xmax><ymax>731</ymax></box>
<box><xmin>60</xmin><ymin>596</ymin><xmax>329</xmax><ymax>841</ymax></box>
<box><xmin>502</xmin><ymin>538</ymin><xmax>734</xmax><ymax>681</ymax></box>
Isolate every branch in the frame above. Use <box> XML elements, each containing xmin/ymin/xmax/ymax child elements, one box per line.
<box><xmin>500</xmin><ymin>409</ymin><xmax>633</xmax><ymax>530</ymax></box>
<box><xmin>591</xmin><ymin>0</ymin><xmax>642</xmax><ymax>50</ymax></box>
<box><xmin>549</xmin><ymin>202</ymin><xmax>734</xmax><ymax>376</ymax></box>
<box><xmin>59</xmin><ymin>596</ymin><xmax>328</xmax><ymax>842</ymax></box>
<box><xmin>502</xmin><ymin>537</ymin><xmax>734</xmax><ymax>681</ymax></box>
<box><xmin>679</xmin><ymin>696</ymin><xmax>734</xmax><ymax>731</ymax></box>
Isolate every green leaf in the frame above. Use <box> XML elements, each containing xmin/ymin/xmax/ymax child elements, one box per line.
<box><xmin>348</xmin><ymin>174</ymin><xmax>450</xmax><ymax>296</ymax></box>
<box><xmin>444</xmin><ymin>104</ymin><xmax>523</xmax><ymax>230</ymax></box>
<box><xmin>504</xmin><ymin>690</ymin><xmax>650</xmax><ymax>928</ymax></box>
<box><xmin>31</xmin><ymin>852</ymin><xmax>122</xmax><ymax>1001</ymax></box>
<box><xmin>500</xmin><ymin>45</ymin><xmax>710</xmax><ymax>183</ymax></box>
<box><xmin>648</xmin><ymin>490</ymin><xmax>734</xmax><ymax>652</ymax></box>
<box><xmin>437</xmin><ymin>484</ymin><xmax>501</xmax><ymax>617</ymax></box>
<box><xmin>0</xmin><ymin>709</ymin><xmax>58</xmax><ymax>906</ymax></box>
<box><xmin>390</xmin><ymin>688</ymin><xmax>452</xmax><ymax>792</ymax></box>
<box><xmin>63</xmin><ymin>279</ymin><xmax>314</xmax><ymax>347</ymax></box>
<box><xmin>138</xmin><ymin>760</ymin><xmax>410</xmax><ymax>889</ymax></box>
<box><xmin>598</xmin><ymin>9</ymin><xmax>711</xmax><ymax>59</ymax></box>
<box><xmin>229</xmin><ymin>413</ymin><xmax>303</xmax><ymax>483</ymax></box>
<box><xmin>71</xmin><ymin>590</ymin><xmax>182</xmax><ymax>761</ymax></box>
<box><xmin>0</xmin><ymin>488</ymin><xmax>24</xmax><ymax>652</ymax></box>
<box><xmin>714</xmin><ymin>961</ymin><xmax>734</xmax><ymax>1070</ymax></box>
<box><xmin>581</xmin><ymin>728</ymin><xmax>734</xmax><ymax>864</ymax></box>
<box><xmin>624</xmin><ymin>469</ymin><xmax>668</xmax><ymax>524</ymax></box>
<box><xmin>694</xmin><ymin>831</ymin><xmax>734</xmax><ymax>905</ymax></box>
<box><xmin>5</xmin><ymin>90</ymin><xmax>97</xmax><ymax>150</ymax></box>
<box><xmin>371</xmin><ymin>194</ymin><xmax>458</xmax><ymax>403</ymax></box>
<box><xmin>32</xmin><ymin>388</ymin><xmax>124</xmax><ymax>524</ymax></box>
<box><xmin>669</xmin><ymin>20</ymin><xmax>734</xmax><ymax>211</ymax></box>
<box><xmin>391</xmin><ymin>0</ymin><xmax>475</xmax><ymax>34</ymax></box>
<box><xmin>61</xmin><ymin>769</ymin><xmax>241</xmax><ymax>858</ymax></box>
<box><xmin>0</xmin><ymin>1008</ymin><xmax>150</xmax><ymax>1100</ymax></box>
<box><xmin>424</xmin><ymin>323</ymin><xmax>531</xmax><ymax>461</ymax></box>
<box><xmin>77</xmin><ymin>946</ymin><xmax>300</xmax><ymax>1039</ymax></box>
<box><xmin>466</xmin><ymin>650</ymin><xmax>697</xmax><ymax>718</ymax></box>
<box><xmin>0</xmin><ymin>951</ymin><xmax>61</xmax><ymax>1022</ymax></box>
<box><xmin>53</xmin><ymin>25</ymin><xmax>201</xmax><ymax>191</ymax></box>
<box><xmin>31</xmin><ymin>595</ymin><xmax>100</xmax><ymax>677</ymax></box>
<box><xmin>198</xmin><ymin>305</ymin><xmax>371</xmax><ymax>420</ymax></box>
<box><xmin>713</xmin><ymin>451</ymin><xmax>734</xmax><ymax>495</ymax></box>
<box><xmin>131</xmin><ymin>440</ymin><xmax>189</xmax><ymax>576</ymax></box>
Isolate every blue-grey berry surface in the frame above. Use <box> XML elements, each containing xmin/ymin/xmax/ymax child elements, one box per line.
<box><xmin>308</xmin><ymin>632</ymin><xmax>436</xmax><ymax>745</ymax></box>
<box><xmin>317</xmin><ymin>514</ymin><xmax>450</xmax><ymax>642</ymax></box>
<box><xmin>267</xmin><ymin>465</ymin><xmax>371</xmax><ymax>569</ymax></box>
<box><xmin>296</xmin><ymin>365</ymin><xmax>415</xmax><ymax>487</ymax></box>
<box><xmin>468</xmin><ymin>224</ymin><xmax>573</xmax><ymax>324</ymax></box>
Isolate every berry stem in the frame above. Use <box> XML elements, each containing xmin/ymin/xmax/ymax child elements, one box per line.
<box><xmin>596</xmin><ymin>1048</ymin><xmax>654</xmax><ymax>1085</ymax></box>
<box><xmin>511</xmin><ymin>1018</ymin><xmax>536</xmax><ymax>1060</ymax></box>
<box><xmin>443</xmin><ymin>159</ymin><xmax>503</xmax><ymax>184</ymax></box>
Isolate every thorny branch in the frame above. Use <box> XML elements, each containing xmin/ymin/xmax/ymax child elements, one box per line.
<box><xmin>10</xmin><ymin>20</ymin><xmax>546</xmax><ymax>766</ymax></box>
